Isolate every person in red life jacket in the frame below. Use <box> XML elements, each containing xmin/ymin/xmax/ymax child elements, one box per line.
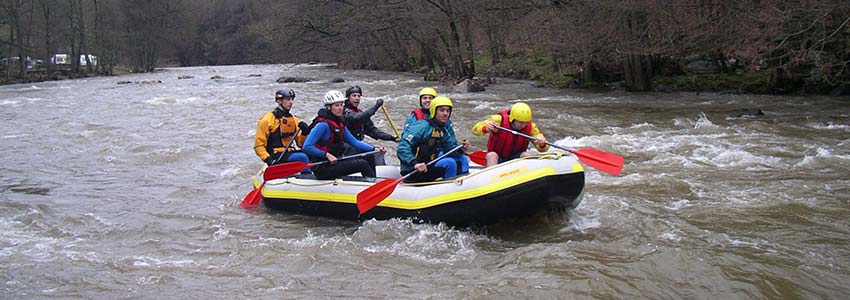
<box><xmin>303</xmin><ymin>90</ymin><xmax>387</xmax><ymax>180</ymax></box>
<box><xmin>342</xmin><ymin>85</ymin><xmax>397</xmax><ymax>168</ymax></box>
<box><xmin>471</xmin><ymin>102</ymin><xmax>549</xmax><ymax>167</ymax></box>
<box><xmin>403</xmin><ymin>87</ymin><xmax>437</xmax><ymax>129</ymax></box>
<box><xmin>253</xmin><ymin>87</ymin><xmax>310</xmax><ymax>171</ymax></box>
<box><xmin>398</xmin><ymin>96</ymin><xmax>471</xmax><ymax>183</ymax></box>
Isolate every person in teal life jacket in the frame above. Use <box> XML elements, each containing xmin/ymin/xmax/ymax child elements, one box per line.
<box><xmin>303</xmin><ymin>90</ymin><xmax>387</xmax><ymax>180</ymax></box>
<box><xmin>252</xmin><ymin>87</ymin><xmax>310</xmax><ymax>171</ymax></box>
<box><xmin>342</xmin><ymin>85</ymin><xmax>397</xmax><ymax>168</ymax></box>
<box><xmin>471</xmin><ymin>102</ymin><xmax>549</xmax><ymax>167</ymax></box>
<box><xmin>397</xmin><ymin>96</ymin><xmax>471</xmax><ymax>183</ymax></box>
<box><xmin>402</xmin><ymin>87</ymin><xmax>468</xmax><ymax>174</ymax></box>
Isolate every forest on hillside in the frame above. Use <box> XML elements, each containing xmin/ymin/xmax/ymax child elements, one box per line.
<box><xmin>2</xmin><ymin>0</ymin><xmax>849</xmax><ymax>94</ymax></box>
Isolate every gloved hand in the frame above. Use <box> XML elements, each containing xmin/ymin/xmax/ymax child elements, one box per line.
<box><xmin>373</xmin><ymin>98</ymin><xmax>384</xmax><ymax>109</ymax></box>
<box><xmin>298</xmin><ymin>121</ymin><xmax>309</xmax><ymax>132</ymax></box>
<box><xmin>264</xmin><ymin>157</ymin><xmax>276</xmax><ymax>166</ymax></box>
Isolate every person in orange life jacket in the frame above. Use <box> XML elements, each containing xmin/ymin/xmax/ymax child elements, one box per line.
<box><xmin>471</xmin><ymin>102</ymin><xmax>549</xmax><ymax>167</ymax></box>
<box><xmin>397</xmin><ymin>96</ymin><xmax>471</xmax><ymax>183</ymax></box>
<box><xmin>342</xmin><ymin>85</ymin><xmax>397</xmax><ymax>168</ymax></box>
<box><xmin>253</xmin><ymin>87</ymin><xmax>310</xmax><ymax>172</ymax></box>
<box><xmin>303</xmin><ymin>90</ymin><xmax>387</xmax><ymax>180</ymax></box>
<box><xmin>402</xmin><ymin>87</ymin><xmax>469</xmax><ymax>174</ymax></box>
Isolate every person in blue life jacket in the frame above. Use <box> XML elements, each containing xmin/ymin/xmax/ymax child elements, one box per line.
<box><xmin>253</xmin><ymin>87</ymin><xmax>310</xmax><ymax>172</ymax></box>
<box><xmin>342</xmin><ymin>85</ymin><xmax>397</xmax><ymax>168</ymax></box>
<box><xmin>397</xmin><ymin>96</ymin><xmax>471</xmax><ymax>183</ymax></box>
<box><xmin>303</xmin><ymin>90</ymin><xmax>387</xmax><ymax>180</ymax></box>
<box><xmin>471</xmin><ymin>102</ymin><xmax>549</xmax><ymax>167</ymax></box>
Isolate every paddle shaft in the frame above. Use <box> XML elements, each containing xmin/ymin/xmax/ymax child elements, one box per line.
<box><xmin>494</xmin><ymin>124</ymin><xmax>624</xmax><ymax>176</ymax></box>
<box><xmin>311</xmin><ymin>149</ymin><xmax>381</xmax><ymax>167</ymax></box>
<box><xmin>402</xmin><ymin>144</ymin><xmax>465</xmax><ymax>179</ymax></box>
<box><xmin>494</xmin><ymin>125</ymin><xmax>568</xmax><ymax>152</ymax></box>
<box><xmin>380</xmin><ymin>105</ymin><xmax>400</xmax><ymax>138</ymax></box>
<box><xmin>270</xmin><ymin>126</ymin><xmax>301</xmax><ymax>165</ymax></box>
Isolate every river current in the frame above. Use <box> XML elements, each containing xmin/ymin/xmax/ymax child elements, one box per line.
<box><xmin>1</xmin><ymin>64</ymin><xmax>849</xmax><ymax>299</ymax></box>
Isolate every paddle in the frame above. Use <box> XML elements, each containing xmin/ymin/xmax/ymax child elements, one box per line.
<box><xmin>356</xmin><ymin>144</ymin><xmax>465</xmax><ymax>214</ymax></box>
<box><xmin>263</xmin><ymin>149</ymin><xmax>381</xmax><ymax>181</ymax></box>
<box><xmin>380</xmin><ymin>105</ymin><xmax>401</xmax><ymax>140</ymax></box>
<box><xmin>494</xmin><ymin>125</ymin><xmax>624</xmax><ymax>176</ymax></box>
<box><xmin>241</xmin><ymin>126</ymin><xmax>302</xmax><ymax>208</ymax></box>
<box><xmin>468</xmin><ymin>150</ymin><xmax>488</xmax><ymax>166</ymax></box>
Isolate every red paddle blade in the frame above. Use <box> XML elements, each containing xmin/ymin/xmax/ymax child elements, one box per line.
<box><xmin>263</xmin><ymin>161</ymin><xmax>311</xmax><ymax>181</ymax></box>
<box><xmin>356</xmin><ymin>177</ymin><xmax>404</xmax><ymax>214</ymax></box>
<box><xmin>571</xmin><ymin>148</ymin><xmax>624</xmax><ymax>176</ymax></box>
<box><xmin>240</xmin><ymin>183</ymin><xmax>264</xmax><ymax>208</ymax></box>
<box><xmin>468</xmin><ymin>150</ymin><xmax>488</xmax><ymax>166</ymax></box>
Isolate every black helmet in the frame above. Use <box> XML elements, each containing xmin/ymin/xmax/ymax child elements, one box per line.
<box><xmin>275</xmin><ymin>87</ymin><xmax>296</xmax><ymax>100</ymax></box>
<box><xmin>345</xmin><ymin>86</ymin><xmax>362</xmax><ymax>98</ymax></box>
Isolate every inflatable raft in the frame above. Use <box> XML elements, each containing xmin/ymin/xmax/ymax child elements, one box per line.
<box><xmin>252</xmin><ymin>152</ymin><xmax>585</xmax><ymax>227</ymax></box>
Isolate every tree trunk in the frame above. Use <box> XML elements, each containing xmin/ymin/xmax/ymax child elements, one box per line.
<box><xmin>623</xmin><ymin>54</ymin><xmax>652</xmax><ymax>91</ymax></box>
<box><xmin>39</xmin><ymin>0</ymin><xmax>54</xmax><ymax>74</ymax></box>
<box><xmin>621</xmin><ymin>9</ymin><xmax>652</xmax><ymax>92</ymax></box>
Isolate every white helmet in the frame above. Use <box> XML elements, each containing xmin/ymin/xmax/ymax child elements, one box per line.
<box><xmin>323</xmin><ymin>90</ymin><xmax>345</xmax><ymax>105</ymax></box>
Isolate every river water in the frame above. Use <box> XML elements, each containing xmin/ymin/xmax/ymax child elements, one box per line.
<box><xmin>1</xmin><ymin>64</ymin><xmax>849</xmax><ymax>299</ymax></box>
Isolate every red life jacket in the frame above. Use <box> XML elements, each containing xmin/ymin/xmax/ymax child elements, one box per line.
<box><xmin>410</xmin><ymin>108</ymin><xmax>428</xmax><ymax>121</ymax></box>
<box><xmin>310</xmin><ymin>116</ymin><xmax>346</xmax><ymax>158</ymax></box>
<box><xmin>486</xmin><ymin>109</ymin><xmax>533</xmax><ymax>158</ymax></box>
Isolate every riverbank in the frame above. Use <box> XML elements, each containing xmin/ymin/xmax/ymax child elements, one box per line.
<box><xmin>0</xmin><ymin>65</ymin><xmax>132</xmax><ymax>86</ymax></box>
<box><xmin>460</xmin><ymin>52</ymin><xmax>850</xmax><ymax>96</ymax></box>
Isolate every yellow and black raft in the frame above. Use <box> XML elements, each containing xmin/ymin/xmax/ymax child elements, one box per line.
<box><xmin>251</xmin><ymin>152</ymin><xmax>585</xmax><ymax>227</ymax></box>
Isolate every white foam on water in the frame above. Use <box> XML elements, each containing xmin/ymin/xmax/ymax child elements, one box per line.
<box><xmin>664</xmin><ymin>199</ymin><xmax>692</xmax><ymax>211</ymax></box>
<box><xmin>218</xmin><ymin>167</ymin><xmax>242</xmax><ymax>179</ymax></box>
<box><xmin>129</xmin><ymin>255</ymin><xmax>196</xmax><ymax>268</ymax></box>
<box><xmin>144</xmin><ymin>96</ymin><xmax>202</xmax><ymax>106</ymax></box>
<box><xmin>355</xmin><ymin>219</ymin><xmax>481</xmax><ymax>264</ymax></box>
<box><xmin>2</xmin><ymin>133</ymin><xmax>32</xmax><ymax>139</ymax></box>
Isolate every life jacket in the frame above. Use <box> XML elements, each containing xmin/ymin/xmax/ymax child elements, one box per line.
<box><xmin>266</xmin><ymin>108</ymin><xmax>298</xmax><ymax>155</ymax></box>
<box><xmin>344</xmin><ymin>102</ymin><xmax>366</xmax><ymax>140</ymax></box>
<box><xmin>413</xmin><ymin>119</ymin><xmax>445</xmax><ymax>163</ymax></box>
<box><xmin>309</xmin><ymin>110</ymin><xmax>346</xmax><ymax>159</ymax></box>
<box><xmin>487</xmin><ymin>109</ymin><xmax>532</xmax><ymax>158</ymax></box>
<box><xmin>410</xmin><ymin>108</ymin><xmax>428</xmax><ymax>121</ymax></box>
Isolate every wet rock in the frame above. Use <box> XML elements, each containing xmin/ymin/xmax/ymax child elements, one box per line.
<box><xmin>210</xmin><ymin>75</ymin><xmax>224</xmax><ymax>80</ymax></box>
<box><xmin>452</xmin><ymin>78</ymin><xmax>486</xmax><ymax>93</ymax></box>
<box><xmin>729</xmin><ymin>108</ymin><xmax>764</xmax><ymax>118</ymax></box>
<box><xmin>277</xmin><ymin>77</ymin><xmax>315</xmax><ymax>83</ymax></box>
<box><xmin>178</xmin><ymin>75</ymin><xmax>194</xmax><ymax>79</ymax></box>
<box><xmin>117</xmin><ymin>81</ymin><xmax>132</xmax><ymax>84</ymax></box>
<box><xmin>247</xmin><ymin>74</ymin><xmax>262</xmax><ymax>77</ymax></box>
<box><xmin>831</xmin><ymin>84</ymin><xmax>850</xmax><ymax>97</ymax></box>
<box><xmin>139</xmin><ymin>79</ymin><xmax>161</xmax><ymax>84</ymax></box>
<box><xmin>330</xmin><ymin>77</ymin><xmax>345</xmax><ymax>83</ymax></box>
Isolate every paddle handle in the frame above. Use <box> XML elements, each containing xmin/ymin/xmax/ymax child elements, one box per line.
<box><xmin>402</xmin><ymin>144</ymin><xmax>465</xmax><ymax>179</ymax></box>
<box><xmin>494</xmin><ymin>124</ymin><xmax>570</xmax><ymax>153</ymax></box>
<box><xmin>381</xmin><ymin>105</ymin><xmax>401</xmax><ymax>138</ymax></box>
<box><xmin>310</xmin><ymin>149</ymin><xmax>381</xmax><ymax>167</ymax></box>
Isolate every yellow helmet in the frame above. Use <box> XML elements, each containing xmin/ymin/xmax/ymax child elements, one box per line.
<box><xmin>429</xmin><ymin>96</ymin><xmax>453</xmax><ymax>118</ymax></box>
<box><xmin>509</xmin><ymin>102</ymin><xmax>532</xmax><ymax>122</ymax></box>
<box><xmin>418</xmin><ymin>87</ymin><xmax>437</xmax><ymax>99</ymax></box>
